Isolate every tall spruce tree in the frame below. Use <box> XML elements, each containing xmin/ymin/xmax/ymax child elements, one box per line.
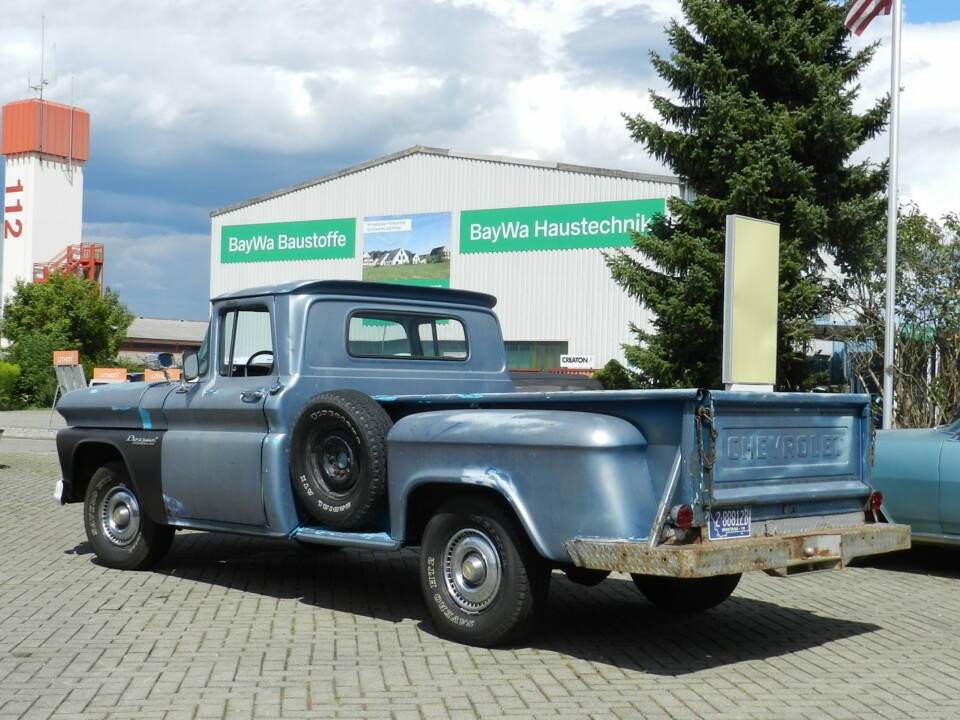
<box><xmin>607</xmin><ymin>0</ymin><xmax>888</xmax><ymax>389</ymax></box>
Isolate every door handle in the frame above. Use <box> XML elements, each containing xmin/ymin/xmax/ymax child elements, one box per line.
<box><xmin>240</xmin><ymin>390</ymin><xmax>264</xmax><ymax>403</ymax></box>
<box><xmin>268</xmin><ymin>380</ymin><xmax>283</xmax><ymax>395</ymax></box>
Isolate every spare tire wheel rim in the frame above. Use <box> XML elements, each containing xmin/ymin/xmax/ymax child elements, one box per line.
<box><xmin>99</xmin><ymin>485</ymin><xmax>141</xmax><ymax>546</ymax></box>
<box><xmin>316</xmin><ymin>431</ymin><xmax>358</xmax><ymax>493</ymax></box>
<box><xmin>443</xmin><ymin>528</ymin><xmax>502</xmax><ymax>613</ymax></box>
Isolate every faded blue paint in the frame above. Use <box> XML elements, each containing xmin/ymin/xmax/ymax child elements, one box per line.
<box><xmin>873</xmin><ymin>424</ymin><xmax>960</xmax><ymax>542</ymax></box>
<box><xmin>293</xmin><ymin>527</ymin><xmax>400</xmax><ymax>550</ymax></box>
<box><xmin>387</xmin><ymin>409</ymin><xmax>655</xmax><ymax>559</ymax></box>
<box><xmin>55</xmin><ymin>280</ymin><xmax>881</xmax><ymax>561</ymax></box>
<box><xmin>163</xmin><ymin>494</ymin><xmax>186</xmax><ymax>520</ymax></box>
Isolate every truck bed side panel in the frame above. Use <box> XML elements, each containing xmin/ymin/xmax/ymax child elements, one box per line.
<box><xmin>387</xmin><ymin>409</ymin><xmax>656</xmax><ymax>561</ymax></box>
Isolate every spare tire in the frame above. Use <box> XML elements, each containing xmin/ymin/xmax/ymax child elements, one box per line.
<box><xmin>290</xmin><ymin>390</ymin><xmax>392</xmax><ymax>529</ymax></box>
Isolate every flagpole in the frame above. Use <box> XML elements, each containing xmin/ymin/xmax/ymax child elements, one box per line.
<box><xmin>881</xmin><ymin>0</ymin><xmax>902</xmax><ymax>430</ymax></box>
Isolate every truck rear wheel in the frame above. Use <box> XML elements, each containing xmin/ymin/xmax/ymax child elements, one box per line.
<box><xmin>290</xmin><ymin>390</ymin><xmax>392</xmax><ymax>529</ymax></box>
<box><xmin>419</xmin><ymin>498</ymin><xmax>549</xmax><ymax>647</ymax></box>
<box><xmin>84</xmin><ymin>461</ymin><xmax>174</xmax><ymax>570</ymax></box>
<box><xmin>631</xmin><ymin>573</ymin><xmax>741</xmax><ymax>612</ymax></box>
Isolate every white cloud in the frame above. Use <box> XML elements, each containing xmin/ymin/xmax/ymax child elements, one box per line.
<box><xmin>1</xmin><ymin>0</ymin><xmax>674</xmax><ymax>170</ymax></box>
<box><xmin>2</xmin><ymin>1</ymin><xmax>957</xmax><ymax>320</ymax></box>
<box><xmin>850</xmin><ymin>20</ymin><xmax>960</xmax><ymax>217</ymax></box>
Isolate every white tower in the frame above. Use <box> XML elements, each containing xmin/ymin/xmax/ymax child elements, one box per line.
<box><xmin>1</xmin><ymin>98</ymin><xmax>90</xmax><ymax>306</ymax></box>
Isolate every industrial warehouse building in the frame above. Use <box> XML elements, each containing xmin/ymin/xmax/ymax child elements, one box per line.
<box><xmin>209</xmin><ymin>146</ymin><xmax>686</xmax><ymax>369</ymax></box>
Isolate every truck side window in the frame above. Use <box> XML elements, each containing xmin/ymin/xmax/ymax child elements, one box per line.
<box><xmin>219</xmin><ymin>307</ymin><xmax>274</xmax><ymax>376</ymax></box>
<box><xmin>196</xmin><ymin>326</ymin><xmax>210</xmax><ymax>377</ymax></box>
<box><xmin>348</xmin><ymin>312</ymin><xmax>467</xmax><ymax>360</ymax></box>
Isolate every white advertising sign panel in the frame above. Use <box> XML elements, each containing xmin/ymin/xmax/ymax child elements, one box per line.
<box><xmin>560</xmin><ymin>355</ymin><xmax>595</xmax><ymax>369</ymax></box>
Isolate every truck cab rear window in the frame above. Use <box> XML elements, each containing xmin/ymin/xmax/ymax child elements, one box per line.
<box><xmin>348</xmin><ymin>313</ymin><xmax>467</xmax><ymax>360</ymax></box>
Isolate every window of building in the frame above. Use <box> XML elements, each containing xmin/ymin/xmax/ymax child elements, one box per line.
<box><xmin>505</xmin><ymin>341</ymin><xmax>569</xmax><ymax>370</ymax></box>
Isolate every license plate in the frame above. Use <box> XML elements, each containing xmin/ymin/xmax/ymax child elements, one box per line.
<box><xmin>709</xmin><ymin>507</ymin><xmax>751</xmax><ymax>540</ymax></box>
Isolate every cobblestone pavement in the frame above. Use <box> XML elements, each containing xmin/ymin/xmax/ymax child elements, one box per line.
<box><xmin>2</xmin><ymin>445</ymin><xmax>960</xmax><ymax>720</ymax></box>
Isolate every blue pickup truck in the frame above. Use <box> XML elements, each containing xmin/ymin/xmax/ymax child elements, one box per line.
<box><xmin>55</xmin><ymin>280</ymin><xmax>909</xmax><ymax>646</ymax></box>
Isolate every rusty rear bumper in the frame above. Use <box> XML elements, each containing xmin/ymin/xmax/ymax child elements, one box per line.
<box><xmin>563</xmin><ymin>523</ymin><xmax>911</xmax><ymax>579</ymax></box>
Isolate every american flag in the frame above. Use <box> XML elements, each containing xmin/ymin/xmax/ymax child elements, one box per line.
<box><xmin>844</xmin><ymin>0</ymin><xmax>894</xmax><ymax>36</ymax></box>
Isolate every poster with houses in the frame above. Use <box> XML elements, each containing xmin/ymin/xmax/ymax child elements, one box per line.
<box><xmin>362</xmin><ymin>212</ymin><xmax>451</xmax><ymax>288</ymax></box>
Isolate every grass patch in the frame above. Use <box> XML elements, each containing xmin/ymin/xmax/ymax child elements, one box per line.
<box><xmin>363</xmin><ymin>262</ymin><xmax>450</xmax><ymax>282</ymax></box>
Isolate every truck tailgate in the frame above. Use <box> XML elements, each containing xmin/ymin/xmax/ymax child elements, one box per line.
<box><xmin>707</xmin><ymin>392</ymin><xmax>871</xmax><ymax>512</ymax></box>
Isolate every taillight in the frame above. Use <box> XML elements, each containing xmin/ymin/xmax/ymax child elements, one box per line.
<box><xmin>672</xmin><ymin>504</ymin><xmax>694</xmax><ymax>528</ymax></box>
<box><xmin>869</xmin><ymin>491</ymin><xmax>883</xmax><ymax>512</ymax></box>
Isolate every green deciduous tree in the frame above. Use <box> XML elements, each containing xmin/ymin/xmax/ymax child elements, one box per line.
<box><xmin>607</xmin><ymin>0</ymin><xmax>888</xmax><ymax>389</ymax></box>
<box><xmin>837</xmin><ymin>206</ymin><xmax>960</xmax><ymax>428</ymax></box>
<box><xmin>0</xmin><ymin>274</ymin><xmax>133</xmax><ymax>407</ymax></box>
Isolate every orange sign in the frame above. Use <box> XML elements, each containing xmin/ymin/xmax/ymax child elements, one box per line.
<box><xmin>92</xmin><ymin>367</ymin><xmax>127</xmax><ymax>382</ymax></box>
<box><xmin>144</xmin><ymin>368</ymin><xmax>181</xmax><ymax>382</ymax></box>
<box><xmin>52</xmin><ymin>350</ymin><xmax>79</xmax><ymax>366</ymax></box>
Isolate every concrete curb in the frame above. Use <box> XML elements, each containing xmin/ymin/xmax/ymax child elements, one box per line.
<box><xmin>1</xmin><ymin>427</ymin><xmax>58</xmax><ymax>440</ymax></box>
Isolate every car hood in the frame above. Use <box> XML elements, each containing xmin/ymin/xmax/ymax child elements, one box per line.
<box><xmin>57</xmin><ymin>381</ymin><xmax>176</xmax><ymax>430</ymax></box>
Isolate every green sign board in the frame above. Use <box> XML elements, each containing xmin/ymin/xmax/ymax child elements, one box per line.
<box><xmin>221</xmin><ymin>219</ymin><xmax>355</xmax><ymax>263</ymax></box>
<box><xmin>459</xmin><ymin>198</ymin><xmax>665</xmax><ymax>254</ymax></box>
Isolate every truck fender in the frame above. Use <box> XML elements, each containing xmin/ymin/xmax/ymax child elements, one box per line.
<box><xmin>386</xmin><ymin>408</ymin><xmax>656</xmax><ymax>562</ymax></box>
<box><xmin>57</xmin><ymin>428</ymin><xmax>168</xmax><ymax>525</ymax></box>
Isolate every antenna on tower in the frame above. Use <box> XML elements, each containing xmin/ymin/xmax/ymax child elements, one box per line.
<box><xmin>28</xmin><ymin>14</ymin><xmax>49</xmax><ymax>100</ymax></box>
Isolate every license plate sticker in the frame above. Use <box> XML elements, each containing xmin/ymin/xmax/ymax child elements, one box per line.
<box><xmin>709</xmin><ymin>507</ymin><xmax>751</xmax><ymax>540</ymax></box>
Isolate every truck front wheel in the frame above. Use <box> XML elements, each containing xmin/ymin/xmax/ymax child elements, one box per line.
<box><xmin>419</xmin><ymin>498</ymin><xmax>549</xmax><ymax>647</ymax></box>
<box><xmin>631</xmin><ymin>573</ymin><xmax>741</xmax><ymax>612</ymax></box>
<box><xmin>83</xmin><ymin>462</ymin><xmax>174</xmax><ymax>570</ymax></box>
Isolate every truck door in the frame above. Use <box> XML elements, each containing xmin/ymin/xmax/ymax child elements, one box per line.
<box><xmin>160</xmin><ymin>301</ymin><xmax>275</xmax><ymax>526</ymax></box>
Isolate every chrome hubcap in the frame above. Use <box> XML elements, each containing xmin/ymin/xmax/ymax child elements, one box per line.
<box><xmin>443</xmin><ymin>528</ymin><xmax>501</xmax><ymax>613</ymax></box>
<box><xmin>99</xmin><ymin>486</ymin><xmax>141</xmax><ymax>546</ymax></box>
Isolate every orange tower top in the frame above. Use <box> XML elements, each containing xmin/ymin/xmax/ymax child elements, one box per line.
<box><xmin>1</xmin><ymin>99</ymin><xmax>89</xmax><ymax>161</ymax></box>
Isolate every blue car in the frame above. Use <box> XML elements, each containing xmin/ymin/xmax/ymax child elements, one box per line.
<box><xmin>873</xmin><ymin>421</ymin><xmax>960</xmax><ymax>545</ymax></box>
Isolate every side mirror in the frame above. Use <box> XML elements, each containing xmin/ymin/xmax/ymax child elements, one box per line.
<box><xmin>144</xmin><ymin>352</ymin><xmax>174</xmax><ymax>371</ymax></box>
<box><xmin>182</xmin><ymin>348</ymin><xmax>200</xmax><ymax>382</ymax></box>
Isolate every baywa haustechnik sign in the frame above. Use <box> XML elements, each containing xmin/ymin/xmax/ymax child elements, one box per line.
<box><xmin>459</xmin><ymin>198</ymin><xmax>665</xmax><ymax>253</ymax></box>
<box><xmin>220</xmin><ymin>199</ymin><xmax>664</xmax><ymax>264</ymax></box>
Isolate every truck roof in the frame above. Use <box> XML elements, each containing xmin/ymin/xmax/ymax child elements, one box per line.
<box><xmin>211</xmin><ymin>279</ymin><xmax>497</xmax><ymax>308</ymax></box>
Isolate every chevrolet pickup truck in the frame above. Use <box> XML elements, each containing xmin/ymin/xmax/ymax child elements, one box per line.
<box><xmin>55</xmin><ymin>280</ymin><xmax>909</xmax><ymax>646</ymax></box>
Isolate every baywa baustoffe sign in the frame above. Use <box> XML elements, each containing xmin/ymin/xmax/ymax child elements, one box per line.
<box><xmin>221</xmin><ymin>219</ymin><xmax>355</xmax><ymax>263</ymax></box>
<box><xmin>459</xmin><ymin>198</ymin><xmax>665</xmax><ymax>254</ymax></box>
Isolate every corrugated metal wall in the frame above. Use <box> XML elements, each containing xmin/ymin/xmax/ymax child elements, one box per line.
<box><xmin>210</xmin><ymin>151</ymin><xmax>681</xmax><ymax>367</ymax></box>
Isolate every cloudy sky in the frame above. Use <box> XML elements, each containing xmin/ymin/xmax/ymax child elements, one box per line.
<box><xmin>1</xmin><ymin>0</ymin><xmax>957</xmax><ymax>321</ymax></box>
